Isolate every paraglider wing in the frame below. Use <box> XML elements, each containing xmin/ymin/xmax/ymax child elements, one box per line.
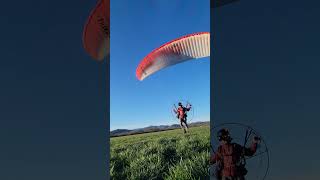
<box><xmin>136</xmin><ymin>32</ymin><xmax>210</xmax><ymax>81</ymax></box>
<box><xmin>82</xmin><ymin>0</ymin><xmax>109</xmax><ymax>61</ymax></box>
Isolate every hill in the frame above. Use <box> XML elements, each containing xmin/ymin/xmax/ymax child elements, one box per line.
<box><xmin>110</xmin><ymin>121</ymin><xmax>209</xmax><ymax>137</ymax></box>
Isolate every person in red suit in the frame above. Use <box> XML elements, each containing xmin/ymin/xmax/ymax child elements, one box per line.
<box><xmin>173</xmin><ymin>102</ymin><xmax>192</xmax><ymax>133</ymax></box>
<box><xmin>210</xmin><ymin>129</ymin><xmax>260</xmax><ymax>180</ymax></box>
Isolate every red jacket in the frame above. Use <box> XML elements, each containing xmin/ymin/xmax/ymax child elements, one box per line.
<box><xmin>210</xmin><ymin>142</ymin><xmax>257</xmax><ymax>177</ymax></box>
<box><xmin>174</xmin><ymin>106</ymin><xmax>191</xmax><ymax>119</ymax></box>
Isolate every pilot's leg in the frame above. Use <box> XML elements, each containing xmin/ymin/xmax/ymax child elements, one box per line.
<box><xmin>179</xmin><ymin>119</ymin><xmax>186</xmax><ymax>133</ymax></box>
<box><xmin>184</xmin><ymin>117</ymin><xmax>189</xmax><ymax>129</ymax></box>
<box><xmin>183</xmin><ymin>119</ymin><xmax>188</xmax><ymax>132</ymax></box>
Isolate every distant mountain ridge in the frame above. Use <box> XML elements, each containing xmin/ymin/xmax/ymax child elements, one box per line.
<box><xmin>110</xmin><ymin>121</ymin><xmax>209</xmax><ymax>137</ymax></box>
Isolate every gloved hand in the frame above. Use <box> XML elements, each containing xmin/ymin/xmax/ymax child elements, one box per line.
<box><xmin>253</xmin><ymin>136</ymin><xmax>261</xmax><ymax>143</ymax></box>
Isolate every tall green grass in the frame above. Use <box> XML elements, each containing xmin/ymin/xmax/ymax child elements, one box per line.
<box><xmin>110</xmin><ymin>126</ymin><xmax>210</xmax><ymax>180</ymax></box>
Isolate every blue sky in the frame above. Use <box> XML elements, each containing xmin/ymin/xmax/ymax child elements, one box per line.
<box><xmin>110</xmin><ymin>0</ymin><xmax>210</xmax><ymax>130</ymax></box>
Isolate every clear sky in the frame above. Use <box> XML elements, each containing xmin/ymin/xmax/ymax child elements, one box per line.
<box><xmin>110</xmin><ymin>0</ymin><xmax>210</xmax><ymax>130</ymax></box>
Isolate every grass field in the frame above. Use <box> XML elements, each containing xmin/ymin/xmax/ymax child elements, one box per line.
<box><xmin>110</xmin><ymin>125</ymin><xmax>210</xmax><ymax>180</ymax></box>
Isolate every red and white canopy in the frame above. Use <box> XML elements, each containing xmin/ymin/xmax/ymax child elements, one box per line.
<box><xmin>136</xmin><ymin>32</ymin><xmax>210</xmax><ymax>81</ymax></box>
<box><xmin>82</xmin><ymin>0</ymin><xmax>109</xmax><ymax>61</ymax></box>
